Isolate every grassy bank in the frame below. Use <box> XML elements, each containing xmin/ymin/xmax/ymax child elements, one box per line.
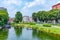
<box><xmin>38</xmin><ymin>27</ymin><xmax>60</xmax><ymax>34</ymax></box>
<box><xmin>11</xmin><ymin>22</ymin><xmax>60</xmax><ymax>36</ymax></box>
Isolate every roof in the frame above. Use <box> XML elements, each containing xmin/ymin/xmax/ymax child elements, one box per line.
<box><xmin>52</xmin><ymin>3</ymin><xmax>60</xmax><ymax>7</ymax></box>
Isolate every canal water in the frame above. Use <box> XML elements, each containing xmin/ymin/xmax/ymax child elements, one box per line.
<box><xmin>0</xmin><ymin>27</ymin><xmax>60</xmax><ymax>40</ymax></box>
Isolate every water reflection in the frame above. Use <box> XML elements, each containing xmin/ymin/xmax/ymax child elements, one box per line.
<box><xmin>32</xmin><ymin>30</ymin><xmax>60</xmax><ymax>40</ymax></box>
<box><xmin>0</xmin><ymin>27</ymin><xmax>60</xmax><ymax>40</ymax></box>
<box><xmin>0</xmin><ymin>29</ymin><xmax>8</xmax><ymax>40</ymax></box>
<box><xmin>20</xmin><ymin>28</ymin><xmax>32</xmax><ymax>40</ymax></box>
<box><xmin>14</xmin><ymin>27</ymin><xmax>22</xmax><ymax>37</ymax></box>
<box><xmin>32</xmin><ymin>30</ymin><xmax>39</xmax><ymax>40</ymax></box>
<box><xmin>7</xmin><ymin>27</ymin><xmax>17</xmax><ymax>40</ymax></box>
<box><xmin>7</xmin><ymin>27</ymin><xmax>23</xmax><ymax>40</ymax></box>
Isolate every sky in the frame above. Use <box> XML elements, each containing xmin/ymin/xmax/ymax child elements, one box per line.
<box><xmin>0</xmin><ymin>0</ymin><xmax>60</xmax><ymax>18</ymax></box>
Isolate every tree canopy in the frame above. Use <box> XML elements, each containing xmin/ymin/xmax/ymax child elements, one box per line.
<box><xmin>0</xmin><ymin>9</ymin><xmax>9</xmax><ymax>26</ymax></box>
<box><xmin>32</xmin><ymin>9</ymin><xmax>60</xmax><ymax>23</ymax></box>
<box><xmin>32</xmin><ymin>12</ymin><xmax>37</xmax><ymax>22</ymax></box>
<box><xmin>15</xmin><ymin>11</ymin><xmax>23</xmax><ymax>23</ymax></box>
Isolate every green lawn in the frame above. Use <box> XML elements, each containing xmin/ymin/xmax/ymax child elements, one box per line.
<box><xmin>12</xmin><ymin>23</ymin><xmax>60</xmax><ymax>35</ymax></box>
<box><xmin>39</xmin><ymin>27</ymin><xmax>60</xmax><ymax>34</ymax></box>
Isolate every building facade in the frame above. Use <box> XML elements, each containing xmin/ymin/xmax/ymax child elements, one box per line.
<box><xmin>9</xmin><ymin>18</ymin><xmax>14</xmax><ymax>23</ymax></box>
<box><xmin>52</xmin><ymin>3</ymin><xmax>60</xmax><ymax>9</ymax></box>
<box><xmin>23</xmin><ymin>16</ymin><xmax>33</xmax><ymax>22</ymax></box>
<box><xmin>23</xmin><ymin>16</ymin><xmax>30</xmax><ymax>22</ymax></box>
<box><xmin>29</xmin><ymin>17</ymin><xmax>34</xmax><ymax>22</ymax></box>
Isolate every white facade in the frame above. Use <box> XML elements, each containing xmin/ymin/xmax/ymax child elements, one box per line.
<box><xmin>23</xmin><ymin>16</ymin><xmax>33</xmax><ymax>22</ymax></box>
<box><xmin>23</xmin><ymin>16</ymin><xmax>29</xmax><ymax>22</ymax></box>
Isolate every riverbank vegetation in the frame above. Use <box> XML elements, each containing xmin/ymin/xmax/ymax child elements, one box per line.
<box><xmin>14</xmin><ymin>11</ymin><xmax>23</xmax><ymax>23</ymax></box>
<box><xmin>32</xmin><ymin>9</ymin><xmax>60</xmax><ymax>24</ymax></box>
<box><xmin>12</xmin><ymin>9</ymin><xmax>60</xmax><ymax>37</ymax></box>
<box><xmin>11</xmin><ymin>22</ymin><xmax>60</xmax><ymax>37</ymax></box>
<box><xmin>0</xmin><ymin>8</ymin><xmax>9</xmax><ymax>27</ymax></box>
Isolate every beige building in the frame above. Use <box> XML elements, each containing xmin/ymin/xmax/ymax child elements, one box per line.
<box><xmin>23</xmin><ymin>16</ymin><xmax>29</xmax><ymax>22</ymax></box>
<box><xmin>23</xmin><ymin>16</ymin><xmax>33</xmax><ymax>22</ymax></box>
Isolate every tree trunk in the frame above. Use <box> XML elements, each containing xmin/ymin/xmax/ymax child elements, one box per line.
<box><xmin>45</xmin><ymin>20</ymin><xmax>48</xmax><ymax>23</ymax></box>
<box><xmin>55</xmin><ymin>19</ymin><xmax>58</xmax><ymax>23</ymax></box>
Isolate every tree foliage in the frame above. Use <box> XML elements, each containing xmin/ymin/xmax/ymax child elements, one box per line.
<box><xmin>32</xmin><ymin>9</ymin><xmax>60</xmax><ymax>23</ymax></box>
<box><xmin>0</xmin><ymin>9</ymin><xmax>9</xmax><ymax>26</ymax></box>
<box><xmin>37</xmin><ymin>11</ymin><xmax>47</xmax><ymax>22</ymax></box>
<box><xmin>15</xmin><ymin>11</ymin><xmax>22</xmax><ymax>23</ymax></box>
<box><xmin>32</xmin><ymin>13</ymin><xmax>37</xmax><ymax>22</ymax></box>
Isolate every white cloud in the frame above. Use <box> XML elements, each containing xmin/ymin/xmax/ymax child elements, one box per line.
<box><xmin>2</xmin><ymin>0</ymin><xmax>22</xmax><ymax>6</ymax></box>
<box><xmin>1</xmin><ymin>0</ymin><xmax>60</xmax><ymax>17</ymax></box>
<box><xmin>56</xmin><ymin>1</ymin><xmax>60</xmax><ymax>4</ymax></box>
<box><xmin>28</xmin><ymin>0</ymin><xmax>45</xmax><ymax>7</ymax></box>
<box><xmin>57</xmin><ymin>0</ymin><xmax>60</xmax><ymax>3</ymax></box>
<box><xmin>1</xmin><ymin>5</ymin><xmax>18</xmax><ymax>18</ymax></box>
<box><xmin>24</xmin><ymin>0</ymin><xmax>45</xmax><ymax>8</ymax></box>
<box><xmin>21</xmin><ymin>0</ymin><xmax>46</xmax><ymax>11</ymax></box>
<box><xmin>0</xmin><ymin>0</ymin><xmax>22</xmax><ymax>18</ymax></box>
<box><xmin>21</xmin><ymin>0</ymin><xmax>46</xmax><ymax>16</ymax></box>
<box><xmin>8</xmin><ymin>9</ymin><xmax>17</xmax><ymax>18</ymax></box>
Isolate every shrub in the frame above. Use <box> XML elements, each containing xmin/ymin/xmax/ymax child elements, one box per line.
<box><xmin>22</xmin><ymin>22</ymin><xmax>29</xmax><ymax>24</ymax></box>
<box><xmin>43</xmin><ymin>24</ymin><xmax>51</xmax><ymax>27</ymax></box>
<box><xmin>32</xmin><ymin>25</ymin><xmax>38</xmax><ymax>30</ymax></box>
<box><xmin>11</xmin><ymin>22</ymin><xmax>15</xmax><ymax>26</ymax></box>
<box><xmin>29</xmin><ymin>22</ymin><xmax>36</xmax><ymax>25</ymax></box>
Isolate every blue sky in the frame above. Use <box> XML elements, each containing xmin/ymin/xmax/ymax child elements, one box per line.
<box><xmin>0</xmin><ymin>0</ymin><xmax>60</xmax><ymax>18</ymax></box>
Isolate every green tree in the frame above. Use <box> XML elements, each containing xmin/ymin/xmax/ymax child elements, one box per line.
<box><xmin>15</xmin><ymin>11</ymin><xmax>22</xmax><ymax>23</ymax></box>
<box><xmin>32</xmin><ymin>9</ymin><xmax>60</xmax><ymax>23</ymax></box>
<box><xmin>0</xmin><ymin>9</ymin><xmax>9</xmax><ymax>26</ymax></box>
<box><xmin>49</xmin><ymin>9</ymin><xmax>60</xmax><ymax>23</ymax></box>
<box><xmin>32</xmin><ymin>12</ymin><xmax>37</xmax><ymax>22</ymax></box>
<box><xmin>37</xmin><ymin>11</ymin><xmax>47</xmax><ymax>22</ymax></box>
